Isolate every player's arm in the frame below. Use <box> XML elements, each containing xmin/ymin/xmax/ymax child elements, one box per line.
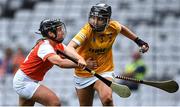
<box><xmin>67</xmin><ymin>38</ymin><xmax>98</xmax><ymax>69</ymax></box>
<box><xmin>67</xmin><ymin>40</ymin><xmax>79</xmax><ymax>49</ymax></box>
<box><xmin>38</xmin><ymin>41</ymin><xmax>85</xmax><ymax>68</ymax></box>
<box><xmin>64</xmin><ymin>44</ymin><xmax>86</xmax><ymax>68</ymax></box>
<box><xmin>67</xmin><ymin>24</ymin><xmax>88</xmax><ymax>49</ymax></box>
<box><xmin>47</xmin><ymin>54</ymin><xmax>85</xmax><ymax>68</ymax></box>
<box><xmin>67</xmin><ymin>29</ymin><xmax>86</xmax><ymax>55</ymax></box>
<box><xmin>120</xmin><ymin>25</ymin><xmax>137</xmax><ymax>41</ymax></box>
<box><xmin>48</xmin><ymin>44</ymin><xmax>86</xmax><ymax>68</ymax></box>
<box><xmin>120</xmin><ymin>25</ymin><xmax>149</xmax><ymax>53</ymax></box>
<box><xmin>65</xmin><ymin>42</ymin><xmax>81</xmax><ymax>63</ymax></box>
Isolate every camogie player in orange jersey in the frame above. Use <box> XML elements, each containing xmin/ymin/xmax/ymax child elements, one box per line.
<box><xmin>67</xmin><ymin>3</ymin><xmax>149</xmax><ymax>106</ymax></box>
<box><xmin>13</xmin><ymin>19</ymin><xmax>86</xmax><ymax>106</ymax></box>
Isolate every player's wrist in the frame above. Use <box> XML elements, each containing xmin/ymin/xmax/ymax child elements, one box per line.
<box><xmin>134</xmin><ymin>37</ymin><xmax>146</xmax><ymax>47</ymax></box>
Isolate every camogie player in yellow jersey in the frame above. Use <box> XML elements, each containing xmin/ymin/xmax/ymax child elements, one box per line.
<box><xmin>67</xmin><ymin>3</ymin><xmax>149</xmax><ymax>106</ymax></box>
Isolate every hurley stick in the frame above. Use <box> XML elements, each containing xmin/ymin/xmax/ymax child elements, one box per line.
<box><xmin>115</xmin><ymin>76</ymin><xmax>179</xmax><ymax>93</ymax></box>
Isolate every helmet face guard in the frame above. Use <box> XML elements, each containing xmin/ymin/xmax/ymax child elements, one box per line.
<box><xmin>39</xmin><ymin>19</ymin><xmax>67</xmax><ymax>43</ymax></box>
<box><xmin>88</xmin><ymin>3</ymin><xmax>111</xmax><ymax>32</ymax></box>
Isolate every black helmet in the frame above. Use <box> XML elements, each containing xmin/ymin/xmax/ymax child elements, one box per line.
<box><xmin>39</xmin><ymin>19</ymin><xmax>67</xmax><ymax>43</ymax></box>
<box><xmin>88</xmin><ymin>3</ymin><xmax>111</xmax><ymax>32</ymax></box>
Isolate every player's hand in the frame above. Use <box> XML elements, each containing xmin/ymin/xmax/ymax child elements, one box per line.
<box><xmin>86</xmin><ymin>57</ymin><xmax>98</xmax><ymax>70</ymax></box>
<box><xmin>139</xmin><ymin>44</ymin><xmax>149</xmax><ymax>53</ymax></box>
<box><xmin>77</xmin><ymin>58</ymin><xmax>87</xmax><ymax>69</ymax></box>
<box><xmin>134</xmin><ymin>37</ymin><xmax>149</xmax><ymax>53</ymax></box>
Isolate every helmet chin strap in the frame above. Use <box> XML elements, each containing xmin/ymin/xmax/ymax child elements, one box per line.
<box><xmin>48</xmin><ymin>36</ymin><xmax>64</xmax><ymax>43</ymax></box>
<box><xmin>52</xmin><ymin>28</ymin><xmax>65</xmax><ymax>43</ymax></box>
<box><xmin>52</xmin><ymin>36</ymin><xmax>64</xmax><ymax>43</ymax></box>
<box><xmin>48</xmin><ymin>31</ymin><xmax>64</xmax><ymax>43</ymax></box>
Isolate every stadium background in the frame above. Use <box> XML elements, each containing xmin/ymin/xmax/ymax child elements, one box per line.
<box><xmin>0</xmin><ymin>0</ymin><xmax>180</xmax><ymax>106</ymax></box>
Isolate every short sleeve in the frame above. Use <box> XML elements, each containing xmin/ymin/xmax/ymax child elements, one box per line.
<box><xmin>109</xmin><ymin>20</ymin><xmax>122</xmax><ymax>33</ymax></box>
<box><xmin>72</xmin><ymin>23</ymin><xmax>91</xmax><ymax>45</ymax></box>
<box><xmin>38</xmin><ymin>41</ymin><xmax>56</xmax><ymax>61</ymax></box>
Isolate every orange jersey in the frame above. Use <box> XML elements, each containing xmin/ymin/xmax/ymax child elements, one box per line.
<box><xmin>20</xmin><ymin>40</ymin><xmax>64</xmax><ymax>81</ymax></box>
<box><xmin>72</xmin><ymin>20</ymin><xmax>122</xmax><ymax>77</ymax></box>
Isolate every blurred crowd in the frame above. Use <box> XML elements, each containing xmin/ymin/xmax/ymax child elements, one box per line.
<box><xmin>0</xmin><ymin>47</ymin><xmax>26</xmax><ymax>80</ymax></box>
<box><xmin>120</xmin><ymin>51</ymin><xmax>147</xmax><ymax>91</ymax></box>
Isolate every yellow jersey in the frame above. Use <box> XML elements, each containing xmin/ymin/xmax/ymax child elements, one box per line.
<box><xmin>72</xmin><ymin>20</ymin><xmax>122</xmax><ymax>77</ymax></box>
